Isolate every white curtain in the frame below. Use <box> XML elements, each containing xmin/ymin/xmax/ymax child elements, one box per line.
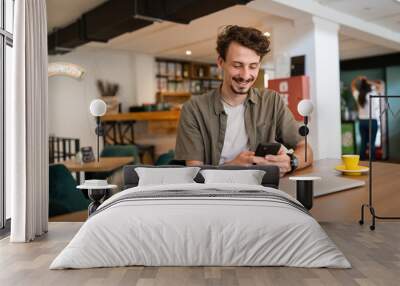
<box><xmin>9</xmin><ymin>0</ymin><xmax>48</xmax><ymax>242</ymax></box>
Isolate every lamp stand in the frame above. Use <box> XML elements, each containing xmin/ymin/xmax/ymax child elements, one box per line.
<box><xmin>95</xmin><ymin>117</ymin><xmax>104</xmax><ymax>162</ymax></box>
<box><xmin>305</xmin><ymin>117</ymin><xmax>308</xmax><ymax>162</ymax></box>
<box><xmin>299</xmin><ymin>116</ymin><xmax>309</xmax><ymax>162</ymax></box>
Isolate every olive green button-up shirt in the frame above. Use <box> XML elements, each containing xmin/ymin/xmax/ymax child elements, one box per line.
<box><xmin>175</xmin><ymin>87</ymin><xmax>302</xmax><ymax>165</ymax></box>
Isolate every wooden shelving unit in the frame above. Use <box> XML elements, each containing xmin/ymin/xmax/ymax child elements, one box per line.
<box><xmin>156</xmin><ymin>91</ymin><xmax>191</xmax><ymax>104</ymax></box>
<box><xmin>156</xmin><ymin>58</ymin><xmax>223</xmax><ymax>104</ymax></box>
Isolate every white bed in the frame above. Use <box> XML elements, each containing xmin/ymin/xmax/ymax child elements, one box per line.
<box><xmin>50</xmin><ymin>183</ymin><xmax>351</xmax><ymax>269</ymax></box>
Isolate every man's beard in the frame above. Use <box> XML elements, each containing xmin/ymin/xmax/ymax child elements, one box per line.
<box><xmin>230</xmin><ymin>76</ymin><xmax>255</xmax><ymax>94</ymax></box>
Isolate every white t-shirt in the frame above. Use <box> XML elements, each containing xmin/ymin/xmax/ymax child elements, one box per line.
<box><xmin>219</xmin><ymin>101</ymin><xmax>249</xmax><ymax>165</ymax></box>
<box><xmin>353</xmin><ymin>89</ymin><xmax>380</xmax><ymax>120</ymax></box>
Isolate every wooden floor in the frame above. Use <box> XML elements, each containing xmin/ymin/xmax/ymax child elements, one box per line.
<box><xmin>1</xmin><ymin>222</ymin><xmax>400</xmax><ymax>286</ymax></box>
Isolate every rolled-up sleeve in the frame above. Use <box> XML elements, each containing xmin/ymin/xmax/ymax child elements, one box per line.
<box><xmin>174</xmin><ymin>101</ymin><xmax>205</xmax><ymax>162</ymax></box>
<box><xmin>275</xmin><ymin>93</ymin><xmax>302</xmax><ymax>149</ymax></box>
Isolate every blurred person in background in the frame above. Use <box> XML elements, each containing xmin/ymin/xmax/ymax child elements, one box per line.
<box><xmin>351</xmin><ymin>76</ymin><xmax>383</xmax><ymax>160</ymax></box>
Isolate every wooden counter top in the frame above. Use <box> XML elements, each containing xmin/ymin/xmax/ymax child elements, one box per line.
<box><xmin>61</xmin><ymin>157</ymin><xmax>134</xmax><ymax>173</ymax></box>
<box><xmin>101</xmin><ymin>110</ymin><xmax>180</xmax><ymax>122</ymax></box>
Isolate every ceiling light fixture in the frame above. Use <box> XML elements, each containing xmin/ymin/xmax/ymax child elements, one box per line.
<box><xmin>185</xmin><ymin>50</ymin><xmax>192</xmax><ymax>55</ymax></box>
<box><xmin>264</xmin><ymin>31</ymin><xmax>271</xmax><ymax>37</ymax></box>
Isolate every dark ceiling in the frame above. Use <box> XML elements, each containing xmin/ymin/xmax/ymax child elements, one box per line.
<box><xmin>48</xmin><ymin>0</ymin><xmax>251</xmax><ymax>55</ymax></box>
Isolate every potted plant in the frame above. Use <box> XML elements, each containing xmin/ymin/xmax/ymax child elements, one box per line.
<box><xmin>96</xmin><ymin>80</ymin><xmax>120</xmax><ymax>114</ymax></box>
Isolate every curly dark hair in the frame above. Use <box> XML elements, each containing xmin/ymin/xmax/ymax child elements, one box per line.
<box><xmin>216</xmin><ymin>25</ymin><xmax>270</xmax><ymax>61</ymax></box>
<box><xmin>358</xmin><ymin>79</ymin><xmax>372</xmax><ymax>108</ymax></box>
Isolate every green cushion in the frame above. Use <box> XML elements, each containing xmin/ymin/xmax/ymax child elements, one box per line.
<box><xmin>101</xmin><ymin>144</ymin><xmax>140</xmax><ymax>164</ymax></box>
<box><xmin>49</xmin><ymin>164</ymin><xmax>89</xmax><ymax>217</ymax></box>
<box><xmin>155</xmin><ymin>150</ymin><xmax>175</xmax><ymax>165</ymax></box>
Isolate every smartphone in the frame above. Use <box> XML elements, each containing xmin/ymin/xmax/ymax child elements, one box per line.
<box><xmin>255</xmin><ymin>143</ymin><xmax>281</xmax><ymax>157</ymax></box>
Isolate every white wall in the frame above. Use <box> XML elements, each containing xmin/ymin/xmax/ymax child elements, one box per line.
<box><xmin>134</xmin><ymin>54</ymin><xmax>158</xmax><ymax>104</ymax></box>
<box><xmin>48</xmin><ymin>48</ymin><xmax>156</xmax><ymax>149</ymax></box>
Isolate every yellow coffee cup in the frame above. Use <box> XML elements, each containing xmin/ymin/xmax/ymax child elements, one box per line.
<box><xmin>342</xmin><ymin>155</ymin><xmax>360</xmax><ymax>170</ymax></box>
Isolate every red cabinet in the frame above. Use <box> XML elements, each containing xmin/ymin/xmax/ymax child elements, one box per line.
<box><xmin>268</xmin><ymin>75</ymin><xmax>310</xmax><ymax>121</ymax></box>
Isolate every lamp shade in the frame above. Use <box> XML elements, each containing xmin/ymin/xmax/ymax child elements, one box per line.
<box><xmin>89</xmin><ymin>99</ymin><xmax>107</xmax><ymax>116</ymax></box>
<box><xmin>297</xmin><ymin>99</ymin><xmax>314</xmax><ymax>117</ymax></box>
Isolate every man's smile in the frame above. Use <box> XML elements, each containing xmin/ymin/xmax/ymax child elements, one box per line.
<box><xmin>233</xmin><ymin>76</ymin><xmax>254</xmax><ymax>87</ymax></box>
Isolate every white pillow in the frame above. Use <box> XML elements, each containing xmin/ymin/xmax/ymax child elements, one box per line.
<box><xmin>200</xmin><ymin>169</ymin><xmax>266</xmax><ymax>185</ymax></box>
<box><xmin>135</xmin><ymin>167</ymin><xmax>201</xmax><ymax>186</ymax></box>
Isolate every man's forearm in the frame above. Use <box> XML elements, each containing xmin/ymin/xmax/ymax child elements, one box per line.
<box><xmin>186</xmin><ymin>160</ymin><xmax>203</xmax><ymax>166</ymax></box>
<box><xmin>293</xmin><ymin>140</ymin><xmax>313</xmax><ymax>170</ymax></box>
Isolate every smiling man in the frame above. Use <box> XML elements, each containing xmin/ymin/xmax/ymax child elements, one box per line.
<box><xmin>175</xmin><ymin>25</ymin><xmax>313</xmax><ymax>176</ymax></box>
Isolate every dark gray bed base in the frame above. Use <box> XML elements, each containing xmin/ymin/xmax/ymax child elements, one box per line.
<box><xmin>122</xmin><ymin>165</ymin><xmax>280</xmax><ymax>190</ymax></box>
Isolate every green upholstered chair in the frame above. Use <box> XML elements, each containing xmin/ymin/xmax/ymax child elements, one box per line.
<box><xmin>101</xmin><ymin>144</ymin><xmax>140</xmax><ymax>163</ymax></box>
<box><xmin>49</xmin><ymin>164</ymin><xmax>89</xmax><ymax>217</ymax></box>
<box><xmin>155</xmin><ymin>149</ymin><xmax>175</xmax><ymax>165</ymax></box>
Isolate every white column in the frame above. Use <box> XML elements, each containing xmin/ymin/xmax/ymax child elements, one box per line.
<box><xmin>270</xmin><ymin>16</ymin><xmax>341</xmax><ymax>160</ymax></box>
<box><xmin>310</xmin><ymin>17</ymin><xmax>341</xmax><ymax>160</ymax></box>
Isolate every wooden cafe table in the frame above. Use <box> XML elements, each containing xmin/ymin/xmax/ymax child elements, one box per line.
<box><xmin>62</xmin><ymin>156</ymin><xmax>134</xmax><ymax>184</ymax></box>
<box><xmin>292</xmin><ymin>158</ymin><xmax>400</xmax><ymax>222</ymax></box>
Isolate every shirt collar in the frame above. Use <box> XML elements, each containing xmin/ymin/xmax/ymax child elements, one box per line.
<box><xmin>248</xmin><ymin>88</ymin><xmax>259</xmax><ymax>104</ymax></box>
<box><xmin>213</xmin><ymin>86</ymin><xmax>259</xmax><ymax>115</ymax></box>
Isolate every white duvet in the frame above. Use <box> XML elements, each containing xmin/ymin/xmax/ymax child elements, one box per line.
<box><xmin>50</xmin><ymin>183</ymin><xmax>351</xmax><ymax>269</ymax></box>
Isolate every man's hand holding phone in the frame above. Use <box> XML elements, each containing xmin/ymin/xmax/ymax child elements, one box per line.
<box><xmin>224</xmin><ymin>150</ymin><xmax>255</xmax><ymax>166</ymax></box>
<box><xmin>224</xmin><ymin>143</ymin><xmax>292</xmax><ymax>175</ymax></box>
<box><xmin>253</xmin><ymin>143</ymin><xmax>291</xmax><ymax>176</ymax></box>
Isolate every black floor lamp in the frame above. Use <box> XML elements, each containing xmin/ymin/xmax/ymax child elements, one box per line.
<box><xmin>89</xmin><ymin>99</ymin><xmax>107</xmax><ymax>162</ymax></box>
<box><xmin>289</xmin><ymin>99</ymin><xmax>321</xmax><ymax>210</ymax></box>
<box><xmin>359</xmin><ymin>94</ymin><xmax>400</xmax><ymax>230</ymax></box>
<box><xmin>297</xmin><ymin>99</ymin><xmax>314</xmax><ymax>162</ymax></box>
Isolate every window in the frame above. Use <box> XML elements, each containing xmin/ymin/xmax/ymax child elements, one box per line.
<box><xmin>1</xmin><ymin>0</ymin><xmax>14</xmax><ymax>231</ymax></box>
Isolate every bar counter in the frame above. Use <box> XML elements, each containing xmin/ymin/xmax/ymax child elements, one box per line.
<box><xmin>101</xmin><ymin>110</ymin><xmax>180</xmax><ymax>122</ymax></box>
